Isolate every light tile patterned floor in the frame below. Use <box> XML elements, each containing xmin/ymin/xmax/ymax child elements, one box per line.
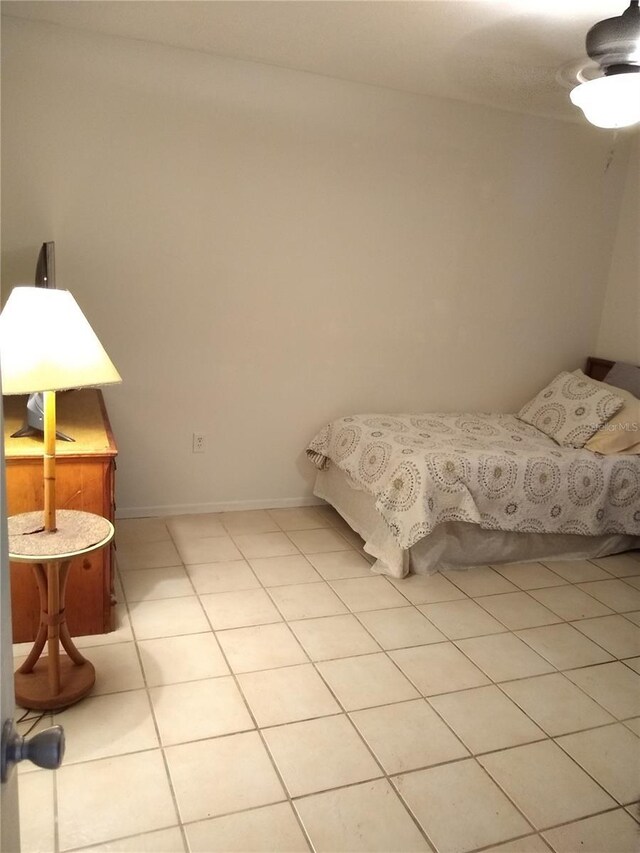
<box><xmin>13</xmin><ymin>506</ymin><xmax>640</xmax><ymax>853</ymax></box>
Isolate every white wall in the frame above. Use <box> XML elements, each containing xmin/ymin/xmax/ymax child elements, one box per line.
<box><xmin>1</xmin><ymin>17</ymin><xmax>631</xmax><ymax>515</ymax></box>
<box><xmin>596</xmin><ymin>137</ymin><xmax>640</xmax><ymax>364</ymax></box>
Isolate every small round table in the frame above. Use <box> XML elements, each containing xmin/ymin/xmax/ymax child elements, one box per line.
<box><xmin>8</xmin><ymin>509</ymin><xmax>115</xmax><ymax>711</ymax></box>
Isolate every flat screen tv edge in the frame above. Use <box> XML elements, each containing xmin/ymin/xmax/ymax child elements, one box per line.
<box><xmin>10</xmin><ymin>241</ymin><xmax>74</xmax><ymax>442</ymax></box>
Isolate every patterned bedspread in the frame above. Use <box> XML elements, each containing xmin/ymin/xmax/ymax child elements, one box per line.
<box><xmin>306</xmin><ymin>413</ymin><xmax>640</xmax><ymax>549</ymax></box>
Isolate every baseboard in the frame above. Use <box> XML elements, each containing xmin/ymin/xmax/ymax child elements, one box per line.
<box><xmin>115</xmin><ymin>495</ymin><xmax>326</xmax><ymax>519</ymax></box>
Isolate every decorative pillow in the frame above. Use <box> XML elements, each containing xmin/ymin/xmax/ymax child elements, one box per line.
<box><xmin>584</xmin><ymin>381</ymin><xmax>640</xmax><ymax>455</ymax></box>
<box><xmin>602</xmin><ymin>361</ymin><xmax>640</xmax><ymax>398</ymax></box>
<box><xmin>517</xmin><ymin>370</ymin><xmax>625</xmax><ymax>449</ymax></box>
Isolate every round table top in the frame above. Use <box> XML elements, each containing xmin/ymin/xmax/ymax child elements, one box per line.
<box><xmin>8</xmin><ymin>510</ymin><xmax>114</xmax><ymax>562</ymax></box>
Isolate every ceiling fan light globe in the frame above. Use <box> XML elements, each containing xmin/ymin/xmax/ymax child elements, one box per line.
<box><xmin>570</xmin><ymin>73</ymin><xmax>640</xmax><ymax>128</ymax></box>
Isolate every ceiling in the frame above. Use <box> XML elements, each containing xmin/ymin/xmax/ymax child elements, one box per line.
<box><xmin>1</xmin><ymin>0</ymin><xmax>621</xmax><ymax>122</ymax></box>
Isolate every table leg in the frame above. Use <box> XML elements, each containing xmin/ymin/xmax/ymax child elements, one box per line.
<box><xmin>47</xmin><ymin>561</ymin><xmax>63</xmax><ymax>695</ymax></box>
<box><xmin>14</xmin><ymin>558</ymin><xmax>95</xmax><ymax>711</ymax></box>
<box><xmin>17</xmin><ymin>564</ymin><xmax>48</xmax><ymax>674</ymax></box>
<box><xmin>58</xmin><ymin>561</ymin><xmax>88</xmax><ymax>666</ymax></box>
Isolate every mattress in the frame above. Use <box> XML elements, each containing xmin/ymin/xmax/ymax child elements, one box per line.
<box><xmin>314</xmin><ymin>464</ymin><xmax>640</xmax><ymax>578</ymax></box>
<box><xmin>307</xmin><ymin>413</ymin><xmax>640</xmax><ymax>549</ymax></box>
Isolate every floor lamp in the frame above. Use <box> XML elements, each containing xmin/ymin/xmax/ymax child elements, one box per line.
<box><xmin>0</xmin><ymin>287</ymin><xmax>122</xmax><ymax>532</ymax></box>
<box><xmin>0</xmin><ymin>287</ymin><xmax>122</xmax><ymax>710</ymax></box>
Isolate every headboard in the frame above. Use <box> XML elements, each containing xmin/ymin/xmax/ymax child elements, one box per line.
<box><xmin>585</xmin><ymin>356</ymin><xmax>614</xmax><ymax>382</ymax></box>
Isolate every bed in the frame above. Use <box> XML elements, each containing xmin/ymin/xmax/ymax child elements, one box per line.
<box><xmin>306</xmin><ymin>358</ymin><xmax>640</xmax><ymax>578</ymax></box>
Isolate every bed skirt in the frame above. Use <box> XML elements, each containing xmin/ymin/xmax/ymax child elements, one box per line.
<box><xmin>314</xmin><ymin>465</ymin><xmax>640</xmax><ymax>579</ymax></box>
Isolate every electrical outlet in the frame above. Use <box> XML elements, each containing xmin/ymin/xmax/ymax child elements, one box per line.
<box><xmin>192</xmin><ymin>433</ymin><xmax>206</xmax><ymax>453</ymax></box>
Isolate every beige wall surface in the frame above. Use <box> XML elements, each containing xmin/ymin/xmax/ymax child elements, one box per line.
<box><xmin>1</xmin><ymin>18</ymin><xmax>631</xmax><ymax>515</ymax></box>
<box><xmin>596</xmin><ymin>138</ymin><xmax>640</xmax><ymax>364</ymax></box>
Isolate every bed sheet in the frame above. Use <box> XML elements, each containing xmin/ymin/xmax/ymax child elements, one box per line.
<box><xmin>307</xmin><ymin>413</ymin><xmax>640</xmax><ymax>553</ymax></box>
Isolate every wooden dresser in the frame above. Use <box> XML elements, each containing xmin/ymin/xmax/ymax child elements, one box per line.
<box><xmin>4</xmin><ymin>389</ymin><xmax>117</xmax><ymax>642</ymax></box>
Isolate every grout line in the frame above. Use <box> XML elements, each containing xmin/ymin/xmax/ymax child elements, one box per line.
<box><xmin>467</xmin><ymin>831</ymin><xmax>555</xmax><ymax>853</ymax></box>
<box><xmin>178</xmin><ymin>544</ymin><xmax>317</xmax><ymax>853</ymax></box>
<box><xmin>29</xmin><ymin>517</ymin><xmax>640</xmax><ymax>852</ymax></box>
<box><xmin>231</xmin><ymin>541</ymin><xmax>436</xmax><ymax>851</ymax></box>
<box><xmin>52</xmin><ymin>752</ymin><xmax>60</xmax><ymax>853</ymax></box>
<box><xmin>309</xmin><ymin>597</ymin><xmax>575</xmax><ymax>846</ymax></box>
<box><xmin>551</xmin><ymin>725</ymin><xmax>640</xmax><ymax>805</ymax></box>
<box><xmin>64</xmin><ymin>825</ymin><xmax>184</xmax><ymax>853</ymax></box>
<box><xmin>107</xmin><ymin>551</ymin><xmax>189</xmax><ymax>850</ymax></box>
<box><xmin>503</xmin><ymin>803</ymin><xmax>640</xmax><ymax>842</ymax></box>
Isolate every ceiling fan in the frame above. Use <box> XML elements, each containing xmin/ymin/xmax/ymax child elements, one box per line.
<box><xmin>569</xmin><ymin>0</ymin><xmax>640</xmax><ymax>128</ymax></box>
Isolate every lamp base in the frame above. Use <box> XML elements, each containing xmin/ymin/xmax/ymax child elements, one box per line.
<box><xmin>10</xmin><ymin>423</ymin><xmax>74</xmax><ymax>442</ymax></box>
<box><xmin>10</xmin><ymin>393</ymin><xmax>74</xmax><ymax>442</ymax></box>
<box><xmin>15</xmin><ymin>657</ymin><xmax>95</xmax><ymax>711</ymax></box>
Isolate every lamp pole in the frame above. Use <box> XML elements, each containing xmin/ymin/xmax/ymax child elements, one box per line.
<box><xmin>43</xmin><ymin>391</ymin><xmax>57</xmax><ymax>533</ymax></box>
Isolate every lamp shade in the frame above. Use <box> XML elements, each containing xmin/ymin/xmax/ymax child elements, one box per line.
<box><xmin>570</xmin><ymin>73</ymin><xmax>640</xmax><ymax>128</ymax></box>
<box><xmin>0</xmin><ymin>287</ymin><xmax>121</xmax><ymax>395</ymax></box>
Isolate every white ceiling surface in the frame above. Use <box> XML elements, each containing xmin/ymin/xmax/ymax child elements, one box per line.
<box><xmin>2</xmin><ymin>0</ymin><xmax>619</xmax><ymax>121</ymax></box>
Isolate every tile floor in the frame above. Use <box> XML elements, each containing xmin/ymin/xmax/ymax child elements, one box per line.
<box><xmin>13</xmin><ymin>507</ymin><xmax>640</xmax><ymax>853</ymax></box>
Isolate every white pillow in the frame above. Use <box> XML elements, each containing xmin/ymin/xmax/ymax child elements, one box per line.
<box><xmin>517</xmin><ymin>370</ymin><xmax>625</xmax><ymax>448</ymax></box>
